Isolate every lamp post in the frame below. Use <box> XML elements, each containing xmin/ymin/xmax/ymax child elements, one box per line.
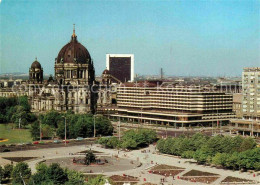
<box><xmin>118</xmin><ymin>118</ymin><xmax>121</xmax><ymax>141</ymax></box>
<box><xmin>93</xmin><ymin>115</ymin><xmax>96</xmax><ymax>138</ymax></box>
<box><xmin>62</xmin><ymin>116</ymin><xmax>67</xmax><ymax>146</ymax></box>
<box><xmin>40</xmin><ymin>120</ymin><xmax>42</xmax><ymax>141</ymax></box>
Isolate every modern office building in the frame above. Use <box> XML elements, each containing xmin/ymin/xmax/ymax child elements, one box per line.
<box><xmin>230</xmin><ymin>67</ymin><xmax>260</xmax><ymax>136</ymax></box>
<box><xmin>106</xmin><ymin>54</ymin><xmax>134</xmax><ymax>82</ymax></box>
<box><xmin>109</xmin><ymin>81</ymin><xmax>235</xmax><ymax>127</ymax></box>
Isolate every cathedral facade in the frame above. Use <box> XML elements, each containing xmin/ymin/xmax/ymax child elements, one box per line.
<box><xmin>0</xmin><ymin>26</ymin><xmax>120</xmax><ymax>114</ymax></box>
<box><xmin>28</xmin><ymin>27</ymin><xmax>103</xmax><ymax>114</ymax></box>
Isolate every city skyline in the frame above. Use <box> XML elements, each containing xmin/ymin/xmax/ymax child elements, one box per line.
<box><xmin>0</xmin><ymin>0</ymin><xmax>259</xmax><ymax>77</ymax></box>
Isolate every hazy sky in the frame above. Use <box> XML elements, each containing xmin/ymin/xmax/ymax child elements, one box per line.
<box><xmin>0</xmin><ymin>0</ymin><xmax>259</xmax><ymax>76</ymax></box>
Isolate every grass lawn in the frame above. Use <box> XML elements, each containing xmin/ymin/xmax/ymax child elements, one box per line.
<box><xmin>0</xmin><ymin>123</ymin><xmax>32</xmax><ymax>145</ymax></box>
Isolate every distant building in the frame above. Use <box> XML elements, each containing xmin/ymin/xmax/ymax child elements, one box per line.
<box><xmin>230</xmin><ymin>67</ymin><xmax>260</xmax><ymax>137</ymax></box>
<box><xmin>109</xmin><ymin>81</ymin><xmax>235</xmax><ymax>127</ymax></box>
<box><xmin>233</xmin><ymin>93</ymin><xmax>243</xmax><ymax>118</ymax></box>
<box><xmin>106</xmin><ymin>54</ymin><xmax>134</xmax><ymax>82</ymax></box>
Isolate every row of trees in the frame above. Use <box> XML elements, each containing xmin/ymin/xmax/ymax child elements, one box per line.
<box><xmin>157</xmin><ymin>133</ymin><xmax>260</xmax><ymax>171</ymax></box>
<box><xmin>0</xmin><ymin>162</ymin><xmax>111</xmax><ymax>185</ymax></box>
<box><xmin>30</xmin><ymin>110</ymin><xmax>114</xmax><ymax>140</ymax></box>
<box><xmin>98</xmin><ymin>129</ymin><xmax>157</xmax><ymax>149</ymax></box>
<box><xmin>0</xmin><ymin>96</ymin><xmax>36</xmax><ymax>127</ymax></box>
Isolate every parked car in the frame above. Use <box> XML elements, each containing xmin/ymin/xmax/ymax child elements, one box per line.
<box><xmin>53</xmin><ymin>140</ymin><xmax>61</xmax><ymax>144</ymax></box>
<box><xmin>63</xmin><ymin>140</ymin><xmax>69</xmax><ymax>143</ymax></box>
<box><xmin>76</xmin><ymin>137</ymin><xmax>83</xmax><ymax>141</ymax></box>
<box><xmin>33</xmin><ymin>141</ymin><xmax>39</xmax><ymax>144</ymax></box>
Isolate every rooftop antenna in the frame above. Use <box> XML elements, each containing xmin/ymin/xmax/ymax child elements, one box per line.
<box><xmin>160</xmin><ymin>68</ymin><xmax>163</xmax><ymax>80</ymax></box>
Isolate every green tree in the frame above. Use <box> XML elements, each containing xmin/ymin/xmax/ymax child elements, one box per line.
<box><xmin>30</xmin><ymin>163</ymin><xmax>49</xmax><ymax>184</ymax></box>
<box><xmin>11</xmin><ymin>106</ymin><xmax>30</xmax><ymax>128</ymax></box>
<box><xmin>120</xmin><ymin>138</ymin><xmax>138</xmax><ymax>149</ymax></box>
<box><xmin>41</xmin><ymin>124</ymin><xmax>55</xmax><ymax>139</ymax></box>
<box><xmin>189</xmin><ymin>133</ymin><xmax>209</xmax><ymax>151</ymax></box>
<box><xmin>94</xmin><ymin>115</ymin><xmax>114</xmax><ymax>136</ymax></box>
<box><xmin>86</xmin><ymin>175</ymin><xmax>109</xmax><ymax>185</ymax></box>
<box><xmin>85</xmin><ymin>150</ymin><xmax>96</xmax><ymax>165</ymax></box>
<box><xmin>106</xmin><ymin>137</ymin><xmax>120</xmax><ymax>148</ymax></box>
<box><xmin>65</xmin><ymin>169</ymin><xmax>85</xmax><ymax>185</ymax></box>
<box><xmin>11</xmin><ymin>162</ymin><xmax>31</xmax><ymax>184</ymax></box>
<box><xmin>18</xmin><ymin>96</ymin><xmax>30</xmax><ymax>112</ymax></box>
<box><xmin>30</xmin><ymin>121</ymin><xmax>40</xmax><ymax>140</ymax></box>
<box><xmin>239</xmin><ymin>137</ymin><xmax>256</xmax><ymax>152</ymax></box>
<box><xmin>0</xmin><ymin>166</ymin><xmax>3</xmax><ymax>184</ymax></box>
<box><xmin>3</xmin><ymin>164</ymin><xmax>13</xmax><ymax>179</ymax></box>
<box><xmin>40</xmin><ymin>110</ymin><xmax>62</xmax><ymax>128</ymax></box>
<box><xmin>212</xmin><ymin>153</ymin><xmax>230</xmax><ymax>166</ymax></box>
<box><xmin>193</xmin><ymin>148</ymin><xmax>210</xmax><ymax>164</ymax></box>
<box><xmin>225</xmin><ymin>152</ymin><xmax>240</xmax><ymax>170</ymax></box>
<box><xmin>156</xmin><ymin>139</ymin><xmax>166</xmax><ymax>153</ymax></box>
<box><xmin>181</xmin><ymin>150</ymin><xmax>195</xmax><ymax>159</ymax></box>
<box><xmin>164</xmin><ymin>138</ymin><xmax>175</xmax><ymax>155</ymax></box>
<box><xmin>47</xmin><ymin>163</ymin><xmax>68</xmax><ymax>185</ymax></box>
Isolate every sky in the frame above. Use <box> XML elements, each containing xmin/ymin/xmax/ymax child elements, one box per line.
<box><xmin>0</xmin><ymin>0</ymin><xmax>259</xmax><ymax>77</ymax></box>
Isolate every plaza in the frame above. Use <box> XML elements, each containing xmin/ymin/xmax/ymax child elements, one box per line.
<box><xmin>0</xmin><ymin>143</ymin><xmax>259</xmax><ymax>184</ymax></box>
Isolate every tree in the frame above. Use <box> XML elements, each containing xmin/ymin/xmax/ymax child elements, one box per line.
<box><xmin>11</xmin><ymin>106</ymin><xmax>30</xmax><ymax>128</ymax></box>
<box><xmin>12</xmin><ymin>162</ymin><xmax>31</xmax><ymax>184</ymax></box>
<box><xmin>156</xmin><ymin>139</ymin><xmax>166</xmax><ymax>153</ymax></box>
<box><xmin>239</xmin><ymin>137</ymin><xmax>256</xmax><ymax>152</ymax></box>
<box><xmin>3</xmin><ymin>164</ymin><xmax>13</xmax><ymax>179</ymax></box>
<box><xmin>121</xmin><ymin>138</ymin><xmax>138</xmax><ymax>149</ymax></box>
<box><xmin>30</xmin><ymin>163</ymin><xmax>49</xmax><ymax>184</ymax></box>
<box><xmin>212</xmin><ymin>153</ymin><xmax>230</xmax><ymax>166</ymax></box>
<box><xmin>18</xmin><ymin>96</ymin><xmax>30</xmax><ymax>112</ymax></box>
<box><xmin>86</xmin><ymin>175</ymin><xmax>110</xmax><ymax>185</ymax></box>
<box><xmin>0</xmin><ymin>166</ymin><xmax>3</xmax><ymax>184</ymax></box>
<box><xmin>94</xmin><ymin>116</ymin><xmax>114</xmax><ymax>136</ymax></box>
<box><xmin>47</xmin><ymin>163</ymin><xmax>68</xmax><ymax>185</ymax></box>
<box><xmin>30</xmin><ymin>121</ymin><xmax>40</xmax><ymax>140</ymax></box>
<box><xmin>41</xmin><ymin>124</ymin><xmax>55</xmax><ymax>139</ymax></box>
<box><xmin>225</xmin><ymin>152</ymin><xmax>240</xmax><ymax>170</ymax></box>
<box><xmin>65</xmin><ymin>169</ymin><xmax>85</xmax><ymax>185</ymax></box>
<box><xmin>106</xmin><ymin>137</ymin><xmax>120</xmax><ymax>148</ymax></box>
<box><xmin>40</xmin><ymin>110</ymin><xmax>62</xmax><ymax>128</ymax></box>
<box><xmin>181</xmin><ymin>150</ymin><xmax>195</xmax><ymax>159</ymax></box>
<box><xmin>85</xmin><ymin>150</ymin><xmax>96</xmax><ymax>165</ymax></box>
<box><xmin>193</xmin><ymin>148</ymin><xmax>210</xmax><ymax>164</ymax></box>
<box><xmin>164</xmin><ymin>138</ymin><xmax>175</xmax><ymax>155</ymax></box>
<box><xmin>190</xmin><ymin>133</ymin><xmax>209</xmax><ymax>151</ymax></box>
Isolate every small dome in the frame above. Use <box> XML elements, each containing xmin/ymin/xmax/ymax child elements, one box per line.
<box><xmin>102</xmin><ymin>69</ymin><xmax>110</xmax><ymax>75</ymax></box>
<box><xmin>31</xmin><ymin>58</ymin><xmax>41</xmax><ymax>69</ymax></box>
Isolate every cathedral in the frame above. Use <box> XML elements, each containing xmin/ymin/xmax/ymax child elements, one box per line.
<box><xmin>27</xmin><ymin>26</ymin><xmax>113</xmax><ymax>114</ymax></box>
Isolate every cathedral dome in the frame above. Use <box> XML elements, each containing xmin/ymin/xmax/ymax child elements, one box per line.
<box><xmin>31</xmin><ymin>58</ymin><xmax>41</xmax><ymax>69</ymax></box>
<box><xmin>56</xmin><ymin>26</ymin><xmax>91</xmax><ymax>64</ymax></box>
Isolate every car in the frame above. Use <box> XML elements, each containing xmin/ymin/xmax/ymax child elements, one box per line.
<box><xmin>39</xmin><ymin>141</ymin><xmax>45</xmax><ymax>144</ymax></box>
<box><xmin>53</xmin><ymin>140</ymin><xmax>61</xmax><ymax>144</ymax></box>
<box><xmin>63</xmin><ymin>140</ymin><xmax>69</xmax><ymax>143</ymax></box>
<box><xmin>76</xmin><ymin>137</ymin><xmax>83</xmax><ymax>141</ymax></box>
<box><xmin>33</xmin><ymin>141</ymin><xmax>39</xmax><ymax>144</ymax></box>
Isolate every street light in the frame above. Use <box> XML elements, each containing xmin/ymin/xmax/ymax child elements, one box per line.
<box><xmin>118</xmin><ymin>118</ymin><xmax>121</xmax><ymax>141</ymax></box>
<box><xmin>93</xmin><ymin>114</ymin><xmax>96</xmax><ymax>138</ymax></box>
<box><xmin>39</xmin><ymin>119</ymin><xmax>42</xmax><ymax>141</ymax></box>
<box><xmin>62</xmin><ymin>116</ymin><xmax>67</xmax><ymax>146</ymax></box>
